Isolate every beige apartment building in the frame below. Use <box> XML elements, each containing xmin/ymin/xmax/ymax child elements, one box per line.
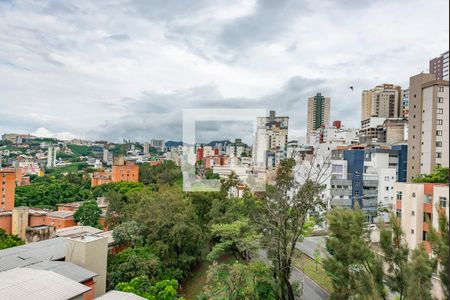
<box><xmin>393</xmin><ymin>182</ymin><xmax>449</xmax><ymax>252</ymax></box>
<box><xmin>307</xmin><ymin>93</ymin><xmax>330</xmax><ymax>135</ymax></box>
<box><xmin>361</xmin><ymin>84</ymin><xmax>402</xmax><ymax>122</ymax></box>
<box><xmin>407</xmin><ymin>73</ymin><xmax>449</xmax><ymax>181</ymax></box>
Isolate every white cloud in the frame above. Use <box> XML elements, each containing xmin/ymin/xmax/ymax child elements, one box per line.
<box><xmin>0</xmin><ymin>0</ymin><xmax>448</xmax><ymax>141</ymax></box>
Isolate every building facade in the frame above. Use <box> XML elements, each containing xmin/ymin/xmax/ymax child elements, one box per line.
<box><xmin>307</xmin><ymin>93</ymin><xmax>330</xmax><ymax>135</ymax></box>
<box><xmin>407</xmin><ymin>73</ymin><xmax>449</xmax><ymax>180</ymax></box>
<box><xmin>330</xmin><ymin>146</ymin><xmax>407</xmax><ymax>222</ymax></box>
<box><xmin>430</xmin><ymin>51</ymin><xmax>449</xmax><ymax>81</ymax></box>
<box><xmin>253</xmin><ymin>110</ymin><xmax>289</xmax><ymax>170</ymax></box>
<box><xmin>361</xmin><ymin>84</ymin><xmax>402</xmax><ymax>123</ymax></box>
<box><xmin>393</xmin><ymin>183</ymin><xmax>449</xmax><ymax>253</ymax></box>
<box><xmin>0</xmin><ymin>168</ymin><xmax>15</xmax><ymax>212</ymax></box>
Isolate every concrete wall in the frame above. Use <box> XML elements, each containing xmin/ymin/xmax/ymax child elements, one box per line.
<box><xmin>65</xmin><ymin>235</ymin><xmax>108</xmax><ymax>297</ymax></box>
<box><xmin>12</xmin><ymin>207</ymin><xmax>29</xmax><ymax>240</ymax></box>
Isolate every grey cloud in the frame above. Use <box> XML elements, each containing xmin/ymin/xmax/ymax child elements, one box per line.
<box><xmin>87</xmin><ymin>76</ymin><xmax>329</xmax><ymax>142</ymax></box>
<box><xmin>105</xmin><ymin>34</ymin><xmax>131</xmax><ymax>41</ymax></box>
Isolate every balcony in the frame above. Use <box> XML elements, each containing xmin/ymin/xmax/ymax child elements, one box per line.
<box><xmin>423</xmin><ymin>203</ymin><xmax>433</xmax><ymax>214</ymax></box>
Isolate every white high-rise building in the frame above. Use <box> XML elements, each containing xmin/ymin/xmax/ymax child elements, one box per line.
<box><xmin>252</xmin><ymin>110</ymin><xmax>289</xmax><ymax>170</ymax></box>
<box><xmin>46</xmin><ymin>146</ymin><xmax>57</xmax><ymax>168</ymax></box>
<box><xmin>143</xmin><ymin>142</ymin><xmax>150</xmax><ymax>154</ymax></box>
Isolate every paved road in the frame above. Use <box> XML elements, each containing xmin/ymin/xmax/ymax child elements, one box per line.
<box><xmin>258</xmin><ymin>250</ymin><xmax>329</xmax><ymax>300</ymax></box>
<box><xmin>295</xmin><ymin>236</ymin><xmax>328</xmax><ymax>259</ymax></box>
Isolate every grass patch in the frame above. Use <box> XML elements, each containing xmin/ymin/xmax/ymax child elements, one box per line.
<box><xmin>293</xmin><ymin>250</ymin><xmax>333</xmax><ymax>293</ymax></box>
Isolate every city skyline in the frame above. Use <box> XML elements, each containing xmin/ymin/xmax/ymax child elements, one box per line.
<box><xmin>0</xmin><ymin>0</ymin><xmax>449</xmax><ymax>142</ymax></box>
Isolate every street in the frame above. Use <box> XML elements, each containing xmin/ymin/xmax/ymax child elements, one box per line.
<box><xmin>258</xmin><ymin>249</ymin><xmax>329</xmax><ymax>300</ymax></box>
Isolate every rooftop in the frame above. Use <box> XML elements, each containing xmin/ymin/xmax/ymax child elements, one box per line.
<box><xmin>0</xmin><ymin>237</ymin><xmax>66</xmax><ymax>272</ymax></box>
<box><xmin>27</xmin><ymin>261</ymin><xmax>97</xmax><ymax>283</ymax></box>
<box><xmin>47</xmin><ymin>211</ymin><xmax>75</xmax><ymax>219</ymax></box>
<box><xmin>0</xmin><ymin>268</ymin><xmax>90</xmax><ymax>300</ymax></box>
<box><xmin>56</xmin><ymin>226</ymin><xmax>102</xmax><ymax>238</ymax></box>
<box><xmin>96</xmin><ymin>290</ymin><xmax>146</xmax><ymax>300</ymax></box>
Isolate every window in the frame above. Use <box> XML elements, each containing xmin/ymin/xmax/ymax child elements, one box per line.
<box><xmin>396</xmin><ymin>209</ymin><xmax>401</xmax><ymax>218</ymax></box>
<box><xmin>438</xmin><ymin>97</ymin><xmax>444</xmax><ymax>103</ymax></box>
<box><xmin>439</xmin><ymin>87</ymin><xmax>445</xmax><ymax>92</ymax></box>
<box><xmin>411</xmin><ymin>229</ymin><xmax>415</xmax><ymax>234</ymax></box>
<box><xmin>411</xmin><ymin>211</ymin><xmax>415</xmax><ymax>216</ymax></box>
<box><xmin>423</xmin><ymin>231</ymin><xmax>428</xmax><ymax>241</ymax></box>
<box><xmin>440</xmin><ymin>197</ymin><xmax>447</xmax><ymax>208</ymax></box>
<box><xmin>425</xmin><ymin>195</ymin><xmax>432</xmax><ymax>204</ymax></box>
<box><xmin>437</xmin><ymin>119</ymin><xmax>443</xmax><ymax>125</ymax></box>
<box><xmin>384</xmin><ymin>176</ymin><xmax>390</xmax><ymax>181</ymax></box>
<box><xmin>412</xmin><ymin>192</ymin><xmax>416</xmax><ymax>198</ymax></box>
<box><xmin>385</xmin><ymin>187</ymin><xmax>390</xmax><ymax>191</ymax></box>
<box><xmin>437</xmin><ymin>108</ymin><xmax>444</xmax><ymax>114</ymax></box>
<box><xmin>332</xmin><ymin>164</ymin><xmax>343</xmax><ymax>173</ymax></box>
<box><xmin>437</xmin><ymin>130</ymin><xmax>443</xmax><ymax>136</ymax></box>
<box><xmin>436</xmin><ymin>152</ymin><xmax>442</xmax><ymax>158</ymax></box>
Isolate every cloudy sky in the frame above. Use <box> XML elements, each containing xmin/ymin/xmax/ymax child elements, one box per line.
<box><xmin>0</xmin><ymin>0</ymin><xmax>448</xmax><ymax>143</ymax></box>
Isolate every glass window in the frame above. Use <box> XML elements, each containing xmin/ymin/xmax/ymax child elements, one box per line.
<box><xmin>397</xmin><ymin>191</ymin><xmax>402</xmax><ymax>200</ymax></box>
<box><xmin>440</xmin><ymin>197</ymin><xmax>447</xmax><ymax>208</ymax></box>
<box><xmin>437</xmin><ymin>119</ymin><xmax>443</xmax><ymax>125</ymax></box>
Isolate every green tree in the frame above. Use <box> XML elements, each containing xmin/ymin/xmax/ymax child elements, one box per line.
<box><xmin>15</xmin><ymin>176</ymin><xmax>91</xmax><ymax>208</ymax></box>
<box><xmin>379</xmin><ymin>214</ymin><xmax>410</xmax><ymax>300</ymax></box>
<box><xmin>74</xmin><ymin>200</ymin><xmax>102</xmax><ymax>227</ymax></box>
<box><xmin>200</xmin><ymin>260</ymin><xmax>275</xmax><ymax>300</ymax></box>
<box><xmin>406</xmin><ymin>244</ymin><xmax>434</xmax><ymax>300</ymax></box>
<box><xmin>0</xmin><ymin>229</ymin><xmax>24</xmax><ymax>250</ymax></box>
<box><xmin>207</xmin><ymin>218</ymin><xmax>260</xmax><ymax>261</ymax></box>
<box><xmin>324</xmin><ymin>208</ymin><xmax>386</xmax><ymax>300</ymax></box>
<box><xmin>126</xmin><ymin>189</ymin><xmax>207</xmax><ymax>276</ymax></box>
<box><xmin>261</xmin><ymin>159</ymin><xmax>325</xmax><ymax>300</ymax></box>
<box><xmin>428</xmin><ymin>207</ymin><xmax>449</xmax><ymax>299</ymax></box>
<box><xmin>116</xmin><ymin>276</ymin><xmax>184</xmax><ymax>300</ymax></box>
<box><xmin>112</xmin><ymin>221</ymin><xmax>144</xmax><ymax>247</ymax></box>
<box><xmin>105</xmin><ymin>191</ymin><xmax>125</xmax><ymax>229</ymax></box>
<box><xmin>107</xmin><ymin>247</ymin><xmax>164</xmax><ymax>290</ymax></box>
<box><xmin>412</xmin><ymin>166</ymin><xmax>449</xmax><ymax>183</ymax></box>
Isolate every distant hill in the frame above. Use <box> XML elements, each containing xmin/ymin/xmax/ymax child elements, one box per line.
<box><xmin>207</xmin><ymin>140</ymin><xmax>231</xmax><ymax>147</ymax></box>
<box><xmin>165</xmin><ymin>141</ymin><xmax>183</xmax><ymax>148</ymax></box>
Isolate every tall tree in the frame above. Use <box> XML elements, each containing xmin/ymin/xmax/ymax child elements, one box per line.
<box><xmin>324</xmin><ymin>208</ymin><xmax>386</xmax><ymax>300</ymax></box>
<box><xmin>74</xmin><ymin>200</ymin><xmax>102</xmax><ymax>227</ymax></box>
<box><xmin>261</xmin><ymin>158</ymin><xmax>326</xmax><ymax>300</ymax></box>
<box><xmin>105</xmin><ymin>191</ymin><xmax>125</xmax><ymax>229</ymax></box>
<box><xmin>428</xmin><ymin>207</ymin><xmax>449</xmax><ymax>299</ymax></box>
<box><xmin>406</xmin><ymin>244</ymin><xmax>435</xmax><ymax>300</ymax></box>
<box><xmin>379</xmin><ymin>214</ymin><xmax>410</xmax><ymax>300</ymax></box>
<box><xmin>207</xmin><ymin>218</ymin><xmax>260</xmax><ymax>261</ymax></box>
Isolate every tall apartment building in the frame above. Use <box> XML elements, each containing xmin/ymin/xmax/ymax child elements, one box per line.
<box><xmin>407</xmin><ymin>73</ymin><xmax>449</xmax><ymax>181</ymax></box>
<box><xmin>0</xmin><ymin>169</ymin><xmax>15</xmax><ymax>212</ymax></box>
<box><xmin>329</xmin><ymin>145</ymin><xmax>407</xmax><ymax>222</ymax></box>
<box><xmin>402</xmin><ymin>89</ymin><xmax>409</xmax><ymax>118</ymax></box>
<box><xmin>46</xmin><ymin>146</ymin><xmax>57</xmax><ymax>168</ymax></box>
<box><xmin>393</xmin><ymin>182</ymin><xmax>449</xmax><ymax>252</ymax></box>
<box><xmin>143</xmin><ymin>142</ymin><xmax>150</xmax><ymax>154</ymax></box>
<box><xmin>430</xmin><ymin>51</ymin><xmax>449</xmax><ymax>81</ymax></box>
<box><xmin>150</xmin><ymin>139</ymin><xmax>164</xmax><ymax>151</ymax></box>
<box><xmin>253</xmin><ymin>110</ymin><xmax>289</xmax><ymax>170</ymax></box>
<box><xmin>307</xmin><ymin>93</ymin><xmax>330</xmax><ymax>135</ymax></box>
<box><xmin>361</xmin><ymin>84</ymin><xmax>402</xmax><ymax>122</ymax></box>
